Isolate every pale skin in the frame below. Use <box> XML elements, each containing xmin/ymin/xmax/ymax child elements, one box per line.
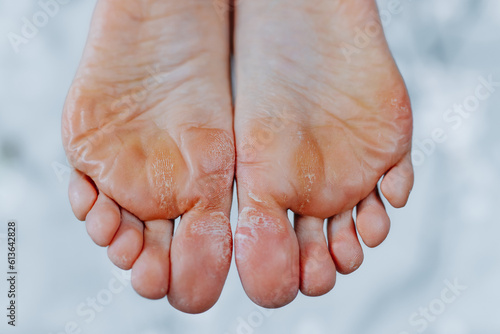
<box><xmin>63</xmin><ymin>0</ymin><xmax>414</xmax><ymax>313</ymax></box>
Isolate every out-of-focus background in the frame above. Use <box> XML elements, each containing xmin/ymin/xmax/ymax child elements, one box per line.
<box><xmin>0</xmin><ymin>0</ymin><xmax>499</xmax><ymax>333</ymax></box>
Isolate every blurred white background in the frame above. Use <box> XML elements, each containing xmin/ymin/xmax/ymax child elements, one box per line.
<box><xmin>0</xmin><ymin>0</ymin><xmax>499</xmax><ymax>333</ymax></box>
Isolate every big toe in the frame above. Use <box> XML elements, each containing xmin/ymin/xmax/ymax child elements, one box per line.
<box><xmin>167</xmin><ymin>210</ymin><xmax>232</xmax><ymax>314</ymax></box>
<box><xmin>235</xmin><ymin>202</ymin><xmax>299</xmax><ymax>308</ymax></box>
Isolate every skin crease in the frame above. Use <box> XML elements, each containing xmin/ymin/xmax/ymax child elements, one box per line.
<box><xmin>62</xmin><ymin>0</ymin><xmax>414</xmax><ymax>313</ymax></box>
<box><xmin>233</xmin><ymin>0</ymin><xmax>414</xmax><ymax>307</ymax></box>
<box><xmin>62</xmin><ymin>0</ymin><xmax>235</xmax><ymax>313</ymax></box>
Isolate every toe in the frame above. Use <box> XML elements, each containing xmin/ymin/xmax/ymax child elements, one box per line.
<box><xmin>327</xmin><ymin>210</ymin><xmax>364</xmax><ymax>275</ymax></box>
<box><xmin>356</xmin><ymin>188</ymin><xmax>391</xmax><ymax>248</ymax></box>
<box><xmin>131</xmin><ymin>219</ymin><xmax>173</xmax><ymax>300</ymax></box>
<box><xmin>235</xmin><ymin>204</ymin><xmax>299</xmax><ymax>308</ymax></box>
<box><xmin>167</xmin><ymin>210</ymin><xmax>232</xmax><ymax>314</ymax></box>
<box><xmin>381</xmin><ymin>152</ymin><xmax>414</xmax><ymax>208</ymax></box>
<box><xmin>85</xmin><ymin>192</ymin><xmax>121</xmax><ymax>247</ymax></box>
<box><xmin>107</xmin><ymin>209</ymin><xmax>144</xmax><ymax>270</ymax></box>
<box><xmin>68</xmin><ymin>169</ymin><xmax>97</xmax><ymax>221</ymax></box>
<box><xmin>294</xmin><ymin>215</ymin><xmax>336</xmax><ymax>296</ymax></box>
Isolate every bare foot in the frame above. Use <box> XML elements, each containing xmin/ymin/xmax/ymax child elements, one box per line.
<box><xmin>62</xmin><ymin>0</ymin><xmax>234</xmax><ymax>313</ymax></box>
<box><xmin>233</xmin><ymin>0</ymin><xmax>414</xmax><ymax>307</ymax></box>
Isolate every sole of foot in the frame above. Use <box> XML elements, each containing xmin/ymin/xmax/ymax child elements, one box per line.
<box><xmin>63</xmin><ymin>0</ymin><xmax>235</xmax><ymax>313</ymax></box>
<box><xmin>233</xmin><ymin>0</ymin><xmax>414</xmax><ymax>307</ymax></box>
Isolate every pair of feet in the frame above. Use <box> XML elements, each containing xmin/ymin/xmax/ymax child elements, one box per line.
<box><xmin>62</xmin><ymin>0</ymin><xmax>414</xmax><ymax>313</ymax></box>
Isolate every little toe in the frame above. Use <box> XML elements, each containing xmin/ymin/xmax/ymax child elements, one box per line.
<box><xmin>167</xmin><ymin>210</ymin><xmax>232</xmax><ymax>314</ymax></box>
<box><xmin>327</xmin><ymin>210</ymin><xmax>364</xmax><ymax>275</ymax></box>
<box><xmin>381</xmin><ymin>153</ymin><xmax>414</xmax><ymax>208</ymax></box>
<box><xmin>107</xmin><ymin>209</ymin><xmax>144</xmax><ymax>270</ymax></box>
<box><xmin>131</xmin><ymin>219</ymin><xmax>174</xmax><ymax>300</ymax></box>
<box><xmin>356</xmin><ymin>188</ymin><xmax>391</xmax><ymax>248</ymax></box>
<box><xmin>68</xmin><ymin>169</ymin><xmax>97</xmax><ymax>221</ymax></box>
<box><xmin>235</xmin><ymin>203</ymin><xmax>299</xmax><ymax>308</ymax></box>
<box><xmin>294</xmin><ymin>215</ymin><xmax>336</xmax><ymax>296</ymax></box>
<box><xmin>85</xmin><ymin>192</ymin><xmax>121</xmax><ymax>247</ymax></box>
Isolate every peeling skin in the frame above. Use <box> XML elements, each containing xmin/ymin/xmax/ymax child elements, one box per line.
<box><xmin>187</xmin><ymin>212</ymin><xmax>232</xmax><ymax>268</ymax></box>
<box><xmin>188</xmin><ymin>212</ymin><xmax>230</xmax><ymax>237</ymax></box>
<box><xmin>349</xmin><ymin>258</ymin><xmax>361</xmax><ymax>272</ymax></box>
<box><xmin>248</xmin><ymin>192</ymin><xmax>263</xmax><ymax>203</ymax></box>
<box><xmin>238</xmin><ymin>207</ymin><xmax>285</xmax><ymax>233</ymax></box>
<box><xmin>117</xmin><ymin>255</ymin><xmax>130</xmax><ymax>268</ymax></box>
<box><xmin>235</xmin><ymin>207</ymin><xmax>286</xmax><ymax>263</ymax></box>
<box><xmin>295</xmin><ymin>136</ymin><xmax>322</xmax><ymax>212</ymax></box>
<box><xmin>147</xmin><ymin>149</ymin><xmax>175</xmax><ymax>211</ymax></box>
